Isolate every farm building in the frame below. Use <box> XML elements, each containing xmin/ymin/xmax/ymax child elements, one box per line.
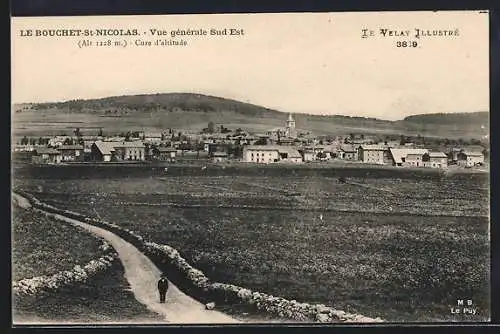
<box><xmin>57</xmin><ymin>145</ymin><xmax>84</xmax><ymax>162</ymax></box>
<box><xmin>300</xmin><ymin>146</ymin><xmax>325</xmax><ymax>162</ymax></box>
<box><xmin>457</xmin><ymin>151</ymin><xmax>484</xmax><ymax>167</ymax></box>
<box><xmin>212</xmin><ymin>151</ymin><xmax>229</xmax><ymax>163</ymax></box>
<box><xmin>91</xmin><ymin>141</ymin><xmax>146</xmax><ymax>162</ymax></box>
<box><xmin>242</xmin><ymin>145</ymin><xmax>302</xmax><ymax>164</ymax></box>
<box><xmin>422</xmin><ymin>152</ymin><xmax>448</xmax><ymax>168</ymax></box>
<box><xmin>358</xmin><ymin>145</ymin><xmax>386</xmax><ymax>164</ymax></box>
<box><xmin>154</xmin><ymin>147</ymin><xmax>177</xmax><ymax>161</ymax></box>
<box><xmin>31</xmin><ymin>147</ymin><xmax>62</xmax><ymax>164</ymax></box>
<box><xmin>338</xmin><ymin>145</ymin><xmax>358</xmax><ymax>161</ymax></box>
<box><xmin>301</xmin><ymin>149</ymin><xmax>316</xmax><ymax>162</ymax></box>
<box><xmin>113</xmin><ymin>142</ymin><xmax>146</xmax><ymax>161</ymax></box>
<box><xmin>90</xmin><ymin>141</ymin><xmax>116</xmax><ymax>162</ymax></box>
<box><xmin>277</xmin><ymin>146</ymin><xmax>303</xmax><ymax>163</ymax></box>
<box><xmin>389</xmin><ymin>148</ymin><xmax>429</xmax><ymax>167</ymax></box>
<box><xmin>322</xmin><ymin>145</ymin><xmax>338</xmax><ymax>159</ymax></box>
<box><xmin>243</xmin><ymin>146</ymin><xmax>280</xmax><ymax>163</ymax></box>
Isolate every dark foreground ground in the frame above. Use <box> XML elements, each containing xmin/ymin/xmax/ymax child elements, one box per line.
<box><xmin>12</xmin><ymin>164</ymin><xmax>490</xmax><ymax>322</ymax></box>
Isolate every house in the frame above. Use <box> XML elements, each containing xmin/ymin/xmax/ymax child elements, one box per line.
<box><xmin>31</xmin><ymin>147</ymin><xmax>62</xmax><ymax>164</ymax></box>
<box><xmin>57</xmin><ymin>145</ymin><xmax>84</xmax><ymax>162</ymax></box>
<box><xmin>457</xmin><ymin>151</ymin><xmax>484</xmax><ymax>167</ymax></box>
<box><xmin>422</xmin><ymin>152</ymin><xmax>448</xmax><ymax>168</ymax></box>
<box><xmin>276</xmin><ymin>146</ymin><xmax>303</xmax><ymax>163</ymax></box>
<box><xmin>113</xmin><ymin>142</ymin><xmax>146</xmax><ymax>161</ymax></box>
<box><xmin>358</xmin><ymin>145</ymin><xmax>386</xmax><ymax>164</ymax></box>
<box><xmin>242</xmin><ymin>145</ymin><xmax>302</xmax><ymax>164</ymax></box>
<box><xmin>300</xmin><ymin>146</ymin><xmax>325</xmax><ymax>162</ymax></box>
<box><xmin>153</xmin><ymin>147</ymin><xmax>177</xmax><ymax>162</ymax></box>
<box><xmin>243</xmin><ymin>146</ymin><xmax>280</xmax><ymax>163</ymax></box>
<box><xmin>90</xmin><ymin>141</ymin><xmax>117</xmax><ymax>162</ymax></box>
<box><xmin>212</xmin><ymin>151</ymin><xmax>229</xmax><ymax>163</ymax></box>
<box><xmin>302</xmin><ymin>149</ymin><xmax>316</xmax><ymax>162</ymax></box>
<box><xmin>389</xmin><ymin>148</ymin><xmax>429</xmax><ymax>167</ymax></box>
<box><xmin>338</xmin><ymin>145</ymin><xmax>358</xmax><ymax>160</ymax></box>
<box><xmin>322</xmin><ymin>145</ymin><xmax>338</xmax><ymax>159</ymax></box>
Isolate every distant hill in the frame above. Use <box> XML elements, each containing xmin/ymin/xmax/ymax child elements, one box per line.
<box><xmin>12</xmin><ymin>93</ymin><xmax>489</xmax><ymax>140</ymax></box>
<box><xmin>403</xmin><ymin>112</ymin><xmax>489</xmax><ymax>126</ymax></box>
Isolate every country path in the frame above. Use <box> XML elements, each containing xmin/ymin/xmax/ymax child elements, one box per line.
<box><xmin>12</xmin><ymin>192</ymin><xmax>240</xmax><ymax>324</ymax></box>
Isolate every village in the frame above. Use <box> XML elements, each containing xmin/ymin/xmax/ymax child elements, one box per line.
<box><xmin>12</xmin><ymin>113</ymin><xmax>487</xmax><ymax>169</ymax></box>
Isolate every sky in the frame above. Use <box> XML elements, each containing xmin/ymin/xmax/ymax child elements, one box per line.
<box><xmin>11</xmin><ymin>11</ymin><xmax>489</xmax><ymax>120</ymax></box>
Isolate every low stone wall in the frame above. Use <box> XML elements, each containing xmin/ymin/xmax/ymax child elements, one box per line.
<box><xmin>12</xmin><ymin>241</ymin><xmax>118</xmax><ymax>298</ymax></box>
<box><xmin>14</xmin><ymin>190</ymin><xmax>384</xmax><ymax>323</ymax></box>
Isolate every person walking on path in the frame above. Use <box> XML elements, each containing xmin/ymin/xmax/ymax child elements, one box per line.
<box><xmin>157</xmin><ymin>274</ymin><xmax>169</xmax><ymax>303</ymax></box>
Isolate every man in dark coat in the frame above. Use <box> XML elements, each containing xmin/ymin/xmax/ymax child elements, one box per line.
<box><xmin>157</xmin><ymin>274</ymin><xmax>169</xmax><ymax>303</ymax></box>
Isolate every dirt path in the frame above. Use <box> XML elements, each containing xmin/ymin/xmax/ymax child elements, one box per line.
<box><xmin>12</xmin><ymin>193</ymin><xmax>240</xmax><ymax>324</ymax></box>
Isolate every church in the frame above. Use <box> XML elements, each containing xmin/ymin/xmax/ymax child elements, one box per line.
<box><xmin>267</xmin><ymin>113</ymin><xmax>297</xmax><ymax>141</ymax></box>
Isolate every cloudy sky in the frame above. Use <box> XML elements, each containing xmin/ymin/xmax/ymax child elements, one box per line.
<box><xmin>11</xmin><ymin>11</ymin><xmax>489</xmax><ymax>120</ymax></box>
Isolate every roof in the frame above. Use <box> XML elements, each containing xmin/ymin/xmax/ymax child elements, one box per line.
<box><xmin>461</xmin><ymin>151</ymin><xmax>484</xmax><ymax>157</ymax></box>
<box><xmin>427</xmin><ymin>152</ymin><xmax>448</xmax><ymax>158</ymax></box>
<box><xmin>277</xmin><ymin>146</ymin><xmax>302</xmax><ymax>159</ymax></box>
<box><xmin>34</xmin><ymin>148</ymin><xmax>60</xmax><ymax>155</ymax></box>
<box><xmin>57</xmin><ymin>145</ymin><xmax>84</xmax><ymax>150</ymax></box>
<box><xmin>389</xmin><ymin>148</ymin><xmax>428</xmax><ymax>164</ymax></box>
<box><xmin>322</xmin><ymin>145</ymin><xmax>338</xmax><ymax>153</ymax></box>
<box><xmin>340</xmin><ymin>144</ymin><xmax>357</xmax><ymax>153</ymax></box>
<box><xmin>93</xmin><ymin>141</ymin><xmax>116</xmax><ymax>155</ymax></box>
<box><xmin>359</xmin><ymin>145</ymin><xmax>386</xmax><ymax>151</ymax></box>
<box><xmin>115</xmin><ymin>141</ymin><xmax>146</xmax><ymax>148</ymax></box>
<box><xmin>212</xmin><ymin>152</ymin><xmax>228</xmax><ymax>157</ymax></box>
<box><xmin>243</xmin><ymin>145</ymin><xmax>281</xmax><ymax>152</ymax></box>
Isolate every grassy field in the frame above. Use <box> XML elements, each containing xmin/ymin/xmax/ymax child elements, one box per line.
<box><xmin>12</xmin><ymin>205</ymin><xmax>105</xmax><ymax>281</ymax></box>
<box><xmin>13</xmin><ymin>167</ymin><xmax>490</xmax><ymax>322</ymax></box>
<box><xmin>12</xmin><ymin>204</ymin><xmax>163</xmax><ymax>323</ymax></box>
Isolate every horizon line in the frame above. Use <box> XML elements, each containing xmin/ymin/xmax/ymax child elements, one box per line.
<box><xmin>11</xmin><ymin>91</ymin><xmax>489</xmax><ymax>123</ymax></box>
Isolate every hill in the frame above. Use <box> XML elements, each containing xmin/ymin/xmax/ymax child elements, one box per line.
<box><xmin>12</xmin><ymin>93</ymin><xmax>489</xmax><ymax>140</ymax></box>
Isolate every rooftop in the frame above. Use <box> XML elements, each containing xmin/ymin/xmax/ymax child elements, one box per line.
<box><xmin>57</xmin><ymin>145</ymin><xmax>84</xmax><ymax>150</ymax></box>
<box><xmin>359</xmin><ymin>145</ymin><xmax>386</xmax><ymax>151</ymax></box>
<box><xmin>93</xmin><ymin>141</ymin><xmax>117</xmax><ymax>155</ymax></box>
<box><xmin>34</xmin><ymin>148</ymin><xmax>60</xmax><ymax>155</ymax></box>
<box><xmin>427</xmin><ymin>152</ymin><xmax>448</xmax><ymax>158</ymax></box>
<box><xmin>389</xmin><ymin>148</ymin><xmax>429</xmax><ymax>164</ymax></box>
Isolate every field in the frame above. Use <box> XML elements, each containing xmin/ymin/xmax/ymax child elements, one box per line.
<box><xmin>12</xmin><ymin>204</ymin><xmax>163</xmax><ymax>323</ymax></box>
<box><xmin>12</xmin><ymin>205</ymin><xmax>105</xmax><ymax>281</ymax></box>
<box><xmin>13</xmin><ymin>165</ymin><xmax>490</xmax><ymax>322</ymax></box>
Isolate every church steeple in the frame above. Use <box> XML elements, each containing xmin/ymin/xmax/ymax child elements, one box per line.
<box><xmin>286</xmin><ymin>113</ymin><xmax>296</xmax><ymax>138</ymax></box>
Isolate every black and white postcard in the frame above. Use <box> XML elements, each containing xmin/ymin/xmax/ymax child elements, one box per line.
<box><xmin>11</xmin><ymin>11</ymin><xmax>490</xmax><ymax>325</ymax></box>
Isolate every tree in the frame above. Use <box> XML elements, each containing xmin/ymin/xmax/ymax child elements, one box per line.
<box><xmin>208</xmin><ymin>121</ymin><xmax>215</xmax><ymax>133</ymax></box>
<box><xmin>21</xmin><ymin>136</ymin><xmax>28</xmax><ymax>145</ymax></box>
<box><xmin>74</xmin><ymin>127</ymin><xmax>82</xmax><ymax>137</ymax></box>
<box><xmin>399</xmin><ymin>135</ymin><xmax>406</xmax><ymax>146</ymax></box>
<box><xmin>98</xmin><ymin>128</ymin><xmax>103</xmax><ymax>136</ymax></box>
<box><xmin>254</xmin><ymin>137</ymin><xmax>268</xmax><ymax>145</ymax></box>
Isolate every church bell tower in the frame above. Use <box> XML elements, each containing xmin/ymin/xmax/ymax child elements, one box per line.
<box><xmin>286</xmin><ymin>113</ymin><xmax>296</xmax><ymax>138</ymax></box>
